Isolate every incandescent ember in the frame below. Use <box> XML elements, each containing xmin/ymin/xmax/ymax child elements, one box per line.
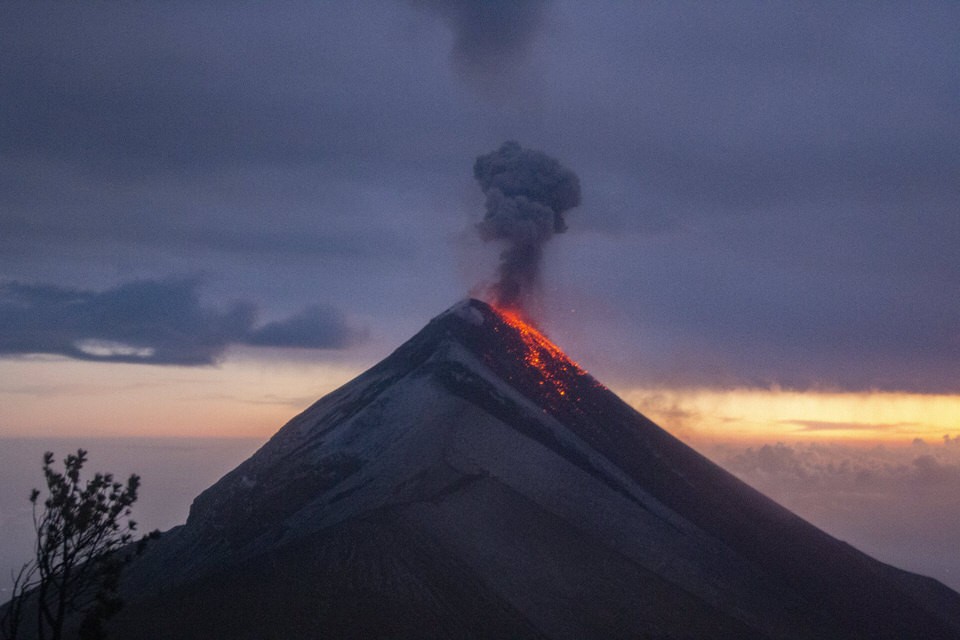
<box><xmin>491</xmin><ymin>305</ymin><xmax>589</xmax><ymax>400</ymax></box>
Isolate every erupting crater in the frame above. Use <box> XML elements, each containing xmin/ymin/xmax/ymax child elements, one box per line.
<box><xmin>489</xmin><ymin>305</ymin><xmax>593</xmax><ymax>401</ymax></box>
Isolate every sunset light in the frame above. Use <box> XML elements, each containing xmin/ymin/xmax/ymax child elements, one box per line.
<box><xmin>623</xmin><ymin>386</ymin><xmax>960</xmax><ymax>445</ymax></box>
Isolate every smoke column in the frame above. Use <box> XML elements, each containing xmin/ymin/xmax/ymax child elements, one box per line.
<box><xmin>412</xmin><ymin>0</ymin><xmax>550</xmax><ymax>86</ymax></box>
<box><xmin>473</xmin><ymin>141</ymin><xmax>581</xmax><ymax>311</ymax></box>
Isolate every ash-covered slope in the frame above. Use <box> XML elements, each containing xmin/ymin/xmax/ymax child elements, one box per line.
<box><xmin>112</xmin><ymin>299</ymin><xmax>960</xmax><ymax>639</ymax></box>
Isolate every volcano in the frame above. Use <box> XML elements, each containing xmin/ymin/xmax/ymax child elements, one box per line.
<box><xmin>109</xmin><ymin>299</ymin><xmax>960</xmax><ymax>639</ymax></box>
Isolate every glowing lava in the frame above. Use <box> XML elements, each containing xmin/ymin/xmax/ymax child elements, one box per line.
<box><xmin>491</xmin><ymin>306</ymin><xmax>588</xmax><ymax>399</ymax></box>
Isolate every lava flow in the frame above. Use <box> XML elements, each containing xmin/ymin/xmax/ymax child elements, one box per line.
<box><xmin>491</xmin><ymin>306</ymin><xmax>589</xmax><ymax>399</ymax></box>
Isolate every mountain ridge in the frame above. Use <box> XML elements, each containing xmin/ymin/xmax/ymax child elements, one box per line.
<box><xmin>105</xmin><ymin>298</ymin><xmax>960</xmax><ymax>639</ymax></box>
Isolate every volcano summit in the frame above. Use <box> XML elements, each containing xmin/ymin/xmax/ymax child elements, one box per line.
<box><xmin>106</xmin><ymin>299</ymin><xmax>960</xmax><ymax>639</ymax></box>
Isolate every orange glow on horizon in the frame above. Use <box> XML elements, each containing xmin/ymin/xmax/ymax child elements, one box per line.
<box><xmin>621</xmin><ymin>386</ymin><xmax>960</xmax><ymax>446</ymax></box>
<box><xmin>0</xmin><ymin>356</ymin><xmax>362</xmax><ymax>439</ymax></box>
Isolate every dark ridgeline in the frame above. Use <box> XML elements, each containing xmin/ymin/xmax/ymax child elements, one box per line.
<box><xmin>93</xmin><ymin>299</ymin><xmax>960</xmax><ymax>639</ymax></box>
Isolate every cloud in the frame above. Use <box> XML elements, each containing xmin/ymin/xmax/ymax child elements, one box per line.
<box><xmin>0</xmin><ymin>1</ymin><xmax>957</xmax><ymax>393</ymax></box>
<box><xmin>0</xmin><ymin>279</ymin><xmax>364</xmax><ymax>366</ymax></box>
<box><xmin>246</xmin><ymin>305</ymin><xmax>366</xmax><ymax>349</ymax></box>
<box><xmin>703</xmin><ymin>438</ymin><xmax>960</xmax><ymax>591</ymax></box>
<box><xmin>710</xmin><ymin>440</ymin><xmax>960</xmax><ymax>491</ymax></box>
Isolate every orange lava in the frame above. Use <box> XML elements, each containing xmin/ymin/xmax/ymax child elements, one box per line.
<box><xmin>492</xmin><ymin>306</ymin><xmax>588</xmax><ymax>399</ymax></box>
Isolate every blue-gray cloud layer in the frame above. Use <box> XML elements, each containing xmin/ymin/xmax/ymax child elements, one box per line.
<box><xmin>0</xmin><ymin>280</ymin><xmax>365</xmax><ymax>365</ymax></box>
<box><xmin>0</xmin><ymin>1</ymin><xmax>957</xmax><ymax>390</ymax></box>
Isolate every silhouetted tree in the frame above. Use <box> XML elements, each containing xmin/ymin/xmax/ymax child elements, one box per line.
<box><xmin>1</xmin><ymin>450</ymin><xmax>159</xmax><ymax>640</ymax></box>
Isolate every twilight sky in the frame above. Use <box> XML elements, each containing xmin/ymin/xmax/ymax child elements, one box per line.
<box><xmin>2</xmin><ymin>1</ymin><xmax>959</xmax><ymax>441</ymax></box>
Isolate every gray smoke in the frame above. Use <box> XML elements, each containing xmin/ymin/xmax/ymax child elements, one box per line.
<box><xmin>414</xmin><ymin>0</ymin><xmax>550</xmax><ymax>79</ymax></box>
<box><xmin>473</xmin><ymin>141</ymin><xmax>581</xmax><ymax>310</ymax></box>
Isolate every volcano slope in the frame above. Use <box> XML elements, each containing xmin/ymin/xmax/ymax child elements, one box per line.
<box><xmin>108</xmin><ymin>299</ymin><xmax>960</xmax><ymax>639</ymax></box>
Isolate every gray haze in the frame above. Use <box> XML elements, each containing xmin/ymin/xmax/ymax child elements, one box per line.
<box><xmin>705</xmin><ymin>438</ymin><xmax>960</xmax><ymax>592</ymax></box>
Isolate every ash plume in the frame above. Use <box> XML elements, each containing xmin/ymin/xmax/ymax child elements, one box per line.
<box><xmin>413</xmin><ymin>0</ymin><xmax>550</xmax><ymax>79</ymax></box>
<box><xmin>473</xmin><ymin>141</ymin><xmax>581</xmax><ymax>311</ymax></box>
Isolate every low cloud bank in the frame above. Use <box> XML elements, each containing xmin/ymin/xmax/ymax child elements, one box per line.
<box><xmin>713</xmin><ymin>439</ymin><xmax>960</xmax><ymax>490</ymax></box>
<box><xmin>0</xmin><ymin>279</ymin><xmax>366</xmax><ymax>365</ymax></box>
<box><xmin>703</xmin><ymin>439</ymin><xmax>960</xmax><ymax>592</ymax></box>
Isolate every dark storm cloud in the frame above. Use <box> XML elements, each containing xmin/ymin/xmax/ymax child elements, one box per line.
<box><xmin>0</xmin><ymin>2</ymin><xmax>467</xmax><ymax>175</ymax></box>
<box><xmin>246</xmin><ymin>306</ymin><xmax>367</xmax><ymax>349</ymax></box>
<box><xmin>0</xmin><ymin>279</ymin><xmax>365</xmax><ymax>365</ymax></box>
<box><xmin>473</xmin><ymin>141</ymin><xmax>581</xmax><ymax>310</ymax></box>
<box><xmin>0</xmin><ymin>2</ymin><xmax>463</xmax><ymax>264</ymax></box>
<box><xmin>0</xmin><ymin>4</ymin><xmax>407</xmax><ymax>170</ymax></box>
<box><xmin>554</xmin><ymin>2</ymin><xmax>959</xmax><ymax>232</ymax></box>
<box><xmin>412</xmin><ymin>0</ymin><xmax>550</xmax><ymax>79</ymax></box>
<box><xmin>585</xmin><ymin>208</ymin><xmax>960</xmax><ymax>392</ymax></box>
<box><xmin>0</xmin><ymin>1</ymin><xmax>957</xmax><ymax>392</ymax></box>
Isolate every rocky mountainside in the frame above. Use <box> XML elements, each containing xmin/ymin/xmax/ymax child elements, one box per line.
<box><xmin>109</xmin><ymin>299</ymin><xmax>960</xmax><ymax>639</ymax></box>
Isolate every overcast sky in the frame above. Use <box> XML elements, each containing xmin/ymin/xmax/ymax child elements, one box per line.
<box><xmin>2</xmin><ymin>1</ymin><xmax>958</xmax><ymax>397</ymax></box>
<box><xmin>3</xmin><ymin>2</ymin><xmax>960</xmax><ymax>600</ymax></box>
